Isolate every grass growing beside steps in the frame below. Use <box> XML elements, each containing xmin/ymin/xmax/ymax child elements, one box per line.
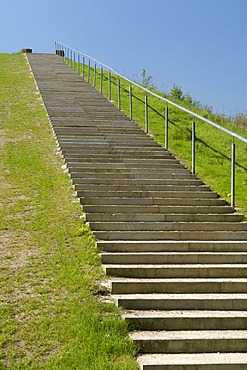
<box><xmin>0</xmin><ymin>53</ymin><xmax>138</xmax><ymax>370</ymax></box>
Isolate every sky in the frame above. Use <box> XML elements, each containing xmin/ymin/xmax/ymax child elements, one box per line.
<box><xmin>1</xmin><ymin>0</ymin><xmax>247</xmax><ymax>117</ymax></box>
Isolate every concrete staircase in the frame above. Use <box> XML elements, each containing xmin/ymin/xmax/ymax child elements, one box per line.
<box><xmin>27</xmin><ymin>53</ymin><xmax>247</xmax><ymax>369</ymax></box>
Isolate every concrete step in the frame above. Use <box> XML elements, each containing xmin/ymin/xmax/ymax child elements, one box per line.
<box><xmin>80</xmin><ymin>197</ymin><xmax>226</xmax><ymax>206</ymax></box>
<box><xmin>94</xmin><ymin>230</ymin><xmax>247</xmax><ymax>241</ymax></box>
<box><xmin>72</xmin><ymin>172</ymin><xmax>195</xmax><ymax>180</ymax></box>
<box><xmin>90</xmin><ymin>221</ymin><xmax>247</xmax><ymax>232</ymax></box>
<box><xmin>87</xmin><ymin>213</ymin><xmax>243</xmax><ymax>223</ymax></box>
<box><xmin>67</xmin><ymin>161</ymin><xmax>182</xmax><ymax>169</ymax></box>
<box><xmin>112</xmin><ymin>293</ymin><xmax>247</xmax><ymax>310</ymax></box>
<box><xmin>97</xmin><ymin>240</ymin><xmax>247</xmax><ymax>252</ymax></box>
<box><xmin>101</xmin><ymin>252</ymin><xmax>247</xmax><ymax>265</ymax></box>
<box><xmin>131</xmin><ymin>330</ymin><xmax>247</xmax><ymax>354</ymax></box>
<box><xmin>123</xmin><ymin>310</ymin><xmax>247</xmax><ymax>330</ymax></box>
<box><xmin>67</xmin><ymin>158</ymin><xmax>178</xmax><ymax>165</ymax></box>
<box><xmin>110</xmin><ymin>278</ymin><xmax>247</xmax><ymax>294</ymax></box>
<box><xmin>74</xmin><ymin>184</ymin><xmax>211</xmax><ymax>192</ymax></box>
<box><xmin>138</xmin><ymin>353</ymin><xmax>247</xmax><ymax>370</ymax></box>
<box><xmin>84</xmin><ymin>205</ymin><xmax>234</xmax><ymax>214</ymax></box>
<box><xmin>73</xmin><ymin>178</ymin><xmax>204</xmax><ymax>186</ymax></box>
<box><xmin>104</xmin><ymin>264</ymin><xmax>247</xmax><ymax>278</ymax></box>
<box><xmin>77</xmin><ymin>190</ymin><xmax>218</xmax><ymax>199</ymax></box>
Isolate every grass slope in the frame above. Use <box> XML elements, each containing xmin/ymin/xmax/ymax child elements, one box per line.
<box><xmin>0</xmin><ymin>53</ymin><xmax>138</xmax><ymax>370</ymax></box>
<box><xmin>71</xmin><ymin>59</ymin><xmax>246</xmax><ymax>215</ymax></box>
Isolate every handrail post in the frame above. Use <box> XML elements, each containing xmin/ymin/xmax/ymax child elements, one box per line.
<box><xmin>118</xmin><ymin>77</ymin><xmax>121</xmax><ymax>110</ymax></box>
<box><xmin>192</xmin><ymin>121</ymin><xmax>196</xmax><ymax>175</ymax></box>
<box><xmin>100</xmin><ymin>67</ymin><xmax>103</xmax><ymax>94</ymax></box>
<box><xmin>78</xmin><ymin>54</ymin><xmax>80</xmax><ymax>74</ymax></box>
<box><xmin>129</xmin><ymin>85</ymin><xmax>132</xmax><ymax>121</ymax></box>
<box><xmin>93</xmin><ymin>63</ymin><xmax>97</xmax><ymax>87</ymax></box>
<box><xmin>108</xmin><ymin>70</ymin><xmax>111</xmax><ymax>101</ymax></box>
<box><xmin>165</xmin><ymin>106</ymin><xmax>169</xmax><ymax>149</ymax></box>
<box><xmin>231</xmin><ymin>138</ymin><xmax>236</xmax><ymax>207</ymax></box>
<box><xmin>73</xmin><ymin>52</ymin><xmax>76</xmax><ymax>70</ymax></box>
<box><xmin>145</xmin><ymin>95</ymin><xmax>149</xmax><ymax>133</ymax></box>
<box><xmin>70</xmin><ymin>50</ymin><xmax>72</xmax><ymax>67</ymax></box>
<box><xmin>82</xmin><ymin>57</ymin><xmax>85</xmax><ymax>78</ymax></box>
<box><xmin>88</xmin><ymin>60</ymin><xmax>91</xmax><ymax>83</ymax></box>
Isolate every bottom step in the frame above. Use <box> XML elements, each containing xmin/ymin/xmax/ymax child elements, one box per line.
<box><xmin>138</xmin><ymin>353</ymin><xmax>247</xmax><ymax>369</ymax></box>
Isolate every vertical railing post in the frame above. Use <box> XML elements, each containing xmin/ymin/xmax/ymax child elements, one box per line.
<box><xmin>108</xmin><ymin>70</ymin><xmax>111</xmax><ymax>101</ymax></box>
<box><xmin>192</xmin><ymin>121</ymin><xmax>196</xmax><ymax>175</ymax></box>
<box><xmin>145</xmin><ymin>95</ymin><xmax>149</xmax><ymax>133</ymax></box>
<box><xmin>129</xmin><ymin>85</ymin><xmax>132</xmax><ymax>121</ymax></box>
<box><xmin>117</xmin><ymin>77</ymin><xmax>121</xmax><ymax>110</ymax></box>
<box><xmin>165</xmin><ymin>106</ymin><xmax>169</xmax><ymax>150</ymax></box>
<box><xmin>94</xmin><ymin>63</ymin><xmax>97</xmax><ymax>88</ymax></box>
<box><xmin>70</xmin><ymin>50</ymin><xmax>72</xmax><ymax>67</ymax></box>
<box><xmin>73</xmin><ymin>52</ymin><xmax>76</xmax><ymax>70</ymax></box>
<box><xmin>78</xmin><ymin>54</ymin><xmax>80</xmax><ymax>74</ymax></box>
<box><xmin>88</xmin><ymin>60</ymin><xmax>91</xmax><ymax>83</ymax></box>
<box><xmin>82</xmin><ymin>57</ymin><xmax>85</xmax><ymax>78</ymax></box>
<box><xmin>231</xmin><ymin>138</ymin><xmax>236</xmax><ymax>207</ymax></box>
<box><xmin>100</xmin><ymin>67</ymin><xmax>103</xmax><ymax>94</ymax></box>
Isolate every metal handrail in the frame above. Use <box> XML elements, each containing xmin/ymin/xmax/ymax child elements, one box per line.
<box><xmin>54</xmin><ymin>41</ymin><xmax>247</xmax><ymax>207</ymax></box>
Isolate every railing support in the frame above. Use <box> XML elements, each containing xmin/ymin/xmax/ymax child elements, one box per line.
<box><xmin>77</xmin><ymin>54</ymin><xmax>80</xmax><ymax>74</ymax></box>
<box><xmin>231</xmin><ymin>139</ymin><xmax>236</xmax><ymax>207</ymax></box>
<box><xmin>117</xmin><ymin>77</ymin><xmax>121</xmax><ymax>110</ymax></box>
<box><xmin>192</xmin><ymin>121</ymin><xmax>196</xmax><ymax>175</ymax></box>
<box><xmin>100</xmin><ymin>67</ymin><xmax>103</xmax><ymax>94</ymax></box>
<box><xmin>88</xmin><ymin>60</ymin><xmax>90</xmax><ymax>83</ymax></box>
<box><xmin>129</xmin><ymin>86</ymin><xmax>132</xmax><ymax>121</ymax></box>
<box><xmin>82</xmin><ymin>57</ymin><xmax>85</xmax><ymax>78</ymax></box>
<box><xmin>108</xmin><ymin>71</ymin><xmax>111</xmax><ymax>101</ymax></box>
<box><xmin>165</xmin><ymin>106</ymin><xmax>169</xmax><ymax>150</ymax></box>
<box><xmin>94</xmin><ymin>63</ymin><xmax>97</xmax><ymax>88</ymax></box>
<box><xmin>145</xmin><ymin>95</ymin><xmax>149</xmax><ymax>133</ymax></box>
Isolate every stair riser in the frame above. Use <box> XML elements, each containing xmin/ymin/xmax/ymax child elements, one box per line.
<box><xmin>83</xmin><ymin>205</ymin><xmax>233</xmax><ymax>214</ymax></box>
<box><xmin>91</xmin><ymin>222</ymin><xmax>247</xmax><ymax>232</ymax></box>
<box><xmin>105</xmin><ymin>267</ymin><xmax>247</xmax><ymax>278</ymax></box>
<box><xmin>97</xmin><ymin>241</ymin><xmax>247</xmax><ymax>252</ymax></box>
<box><xmin>71</xmin><ymin>172</ymin><xmax>193</xmax><ymax>179</ymax></box>
<box><xmin>94</xmin><ymin>231</ymin><xmax>247</xmax><ymax>241</ymax></box>
<box><xmin>73</xmin><ymin>178</ymin><xmax>204</xmax><ymax>186</ymax></box>
<box><xmin>77</xmin><ymin>191</ymin><xmax>218</xmax><ymax>199</ymax></box>
<box><xmin>140</xmin><ymin>364</ymin><xmax>247</xmax><ymax>370</ymax></box>
<box><xmin>75</xmin><ymin>184</ymin><xmax>211</xmax><ymax>192</ymax></box>
<box><xmin>81</xmin><ymin>199</ymin><xmax>226</xmax><ymax>206</ymax></box>
<box><xmin>126</xmin><ymin>317</ymin><xmax>247</xmax><ymax>331</ymax></box>
<box><xmin>117</xmin><ymin>298</ymin><xmax>247</xmax><ymax>310</ymax></box>
<box><xmin>88</xmin><ymin>214</ymin><xmax>243</xmax><ymax>223</ymax></box>
<box><xmin>111</xmin><ymin>282</ymin><xmax>247</xmax><ymax>294</ymax></box>
<box><xmin>101</xmin><ymin>253</ymin><xmax>247</xmax><ymax>265</ymax></box>
<box><xmin>133</xmin><ymin>338</ymin><xmax>247</xmax><ymax>354</ymax></box>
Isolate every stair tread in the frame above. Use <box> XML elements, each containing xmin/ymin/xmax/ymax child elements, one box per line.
<box><xmin>105</xmin><ymin>263</ymin><xmax>247</xmax><ymax>268</ymax></box>
<box><xmin>131</xmin><ymin>330</ymin><xmax>247</xmax><ymax>340</ymax></box>
<box><xmin>112</xmin><ymin>293</ymin><xmax>247</xmax><ymax>299</ymax></box>
<box><xmin>123</xmin><ymin>310</ymin><xmax>247</xmax><ymax>318</ymax></box>
<box><xmin>138</xmin><ymin>352</ymin><xmax>247</xmax><ymax>365</ymax></box>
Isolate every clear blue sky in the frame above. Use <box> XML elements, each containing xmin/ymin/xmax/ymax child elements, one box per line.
<box><xmin>1</xmin><ymin>0</ymin><xmax>247</xmax><ymax>116</ymax></box>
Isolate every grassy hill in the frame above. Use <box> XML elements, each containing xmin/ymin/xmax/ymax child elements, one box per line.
<box><xmin>0</xmin><ymin>53</ymin><xmax>138</xmax><ymax>369</ymax></box>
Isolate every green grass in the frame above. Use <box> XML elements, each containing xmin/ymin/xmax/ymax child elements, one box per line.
<box><xmin>0</xmin><ymin>53</ymin><xmax>138</xmax><ymax>369</ymax></box>
<box><xmin>68</xmin><ymin>57</ymin><xmax>247</xmax><ymax>216</ymax></box>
